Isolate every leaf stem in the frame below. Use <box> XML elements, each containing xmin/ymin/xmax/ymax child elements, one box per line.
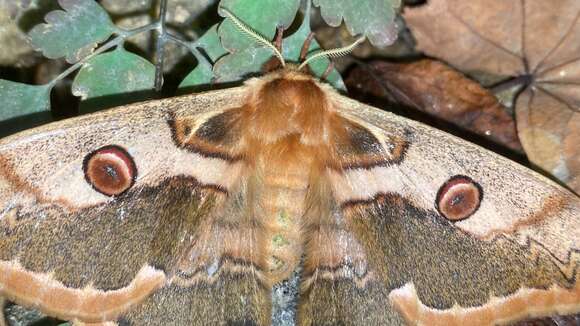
<box><xmin>490</xmin><ymin>74</ymin><xmax>532</xmax><ymax>95</ymax></box>
<box><xmin>154</xmin><ymin>0</ymin><xmax>168</xmax><ymax>91</ymax></box>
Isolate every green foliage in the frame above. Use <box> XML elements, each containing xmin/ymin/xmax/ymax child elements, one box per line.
<box><xmin>212</xmin><ymin>1</ymin><xmax>344</xmax><ymax>89</ymax></box>
<box><xmin>28</xmin><ymin>0</ymin><xmax>118</xmax><ymax>63</ymax></box>
<box><xmin>0</xmin><ymin>0</ymin><xmax>401</xmax><ymax>130</ymax></box>
<box><xmin>314</xmin><ymin>0</ymin><xmax>401</xmax><ymax>47</ymax></box>
<box><xmin>72</xmin><ymin>48</ymin><xmax>156</xmax><ymax>112</ymax></box>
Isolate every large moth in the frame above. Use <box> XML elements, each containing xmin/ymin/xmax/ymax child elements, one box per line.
<box><xmin>0</xmin><ymin>7</ymin><xmax>579</xmax><ymax>326</ymax></box>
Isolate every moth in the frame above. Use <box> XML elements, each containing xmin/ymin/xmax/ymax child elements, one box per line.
<box><xmin>0</xmin><ymin>9</ymin><xmax>579</xmax><ymax>326</ymax></box>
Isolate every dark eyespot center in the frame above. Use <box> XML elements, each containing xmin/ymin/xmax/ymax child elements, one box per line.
<box><xmin>104</xmin><ymin>165</ymin><xmax>119</xmax><ymax>180</ymax></box>
<box><xmin>450</xmin><ymin>194</ymin><xmax>464</xmax><ymax>206</ymax></box>
<box><xmin>435</xmin><ymin>175</ymin><xmax>483</xmax><ymax>221</ymax></box>
<box><xmin>83</xmin><ymin>145</ymin><xmax>137</xmax><ymax>197</ymax></box>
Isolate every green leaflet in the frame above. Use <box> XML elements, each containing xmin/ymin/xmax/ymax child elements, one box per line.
<box><xmin>0</xmin><ymin>80</ymin><xmax>52</xmax><ymax>136</ymax></box>
<box><xmin>72</xmin><ymin>48</ymin><xmax>155</xmax><ymax>113</ymax></box>
<box><xmin>314</xmin><ymin>0</ymin><xmax>401</xmax><ymax>47</ymax></box>
<box><xmin>218</xmin><ymin>0</ymin><xmax>300</xmax><ymax>51</ymax></box>
<box><xmin>29</xmin><ymin>0</ymin><xmax>118</xmax><ymax>63</ymax></box>
<box><xmin>0</xmin><ymin>80</ymin><xmax>51</xmax><ymax>121</ymax></box>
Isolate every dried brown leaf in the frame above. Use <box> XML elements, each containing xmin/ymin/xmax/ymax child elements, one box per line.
<box><xmin>346</xmin><ymin>60</ymin><xmax>522</xmax><ymax>152</ymax></box>
<box><xmin>404</xmin><ymin>0</ymin><xmax>580</xmax><ymax>193</ymax></box>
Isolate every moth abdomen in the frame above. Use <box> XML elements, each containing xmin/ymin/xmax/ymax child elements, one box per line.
<box><xmin>259</xmin><ymin>178</ymin><xmax>307</xmax><ymax>283</ymax></box>
<box><xmin>251</xmin><ymin>143</ymin><xmax>318</xmax><ymax>284</ymax></box>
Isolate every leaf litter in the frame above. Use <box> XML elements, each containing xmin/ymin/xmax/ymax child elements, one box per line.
<box><xmin>404</xmin><ymin>0</ymin><xmax>580</xmax><ymax>193</ymax></box>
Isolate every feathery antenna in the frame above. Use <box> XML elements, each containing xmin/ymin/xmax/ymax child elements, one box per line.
<box><xmin>298</xmin><ymin>36</ymin><xmax>365</xmax><ymax>71</ymax></box>
<box><xmin>220</xmin><ymin>7</ymin><xmax>286</xmax><ymax>67</ymax></box>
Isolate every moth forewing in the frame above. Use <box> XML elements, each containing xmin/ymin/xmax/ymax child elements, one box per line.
<box><xmin>0</xmin><ymin>67</ymin><xmax>578</xmax><ymax>325</ymax></box>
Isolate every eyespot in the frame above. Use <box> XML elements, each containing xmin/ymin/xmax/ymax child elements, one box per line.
<box><xmin>83</xmin><ymin>145</ymin><xmax>137</xmax><ymax>197</ymax></box>
<box><xmin>435</xmin><ymin>175</ymin><xmax>483</xmax><ymax>221</ymax></box>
